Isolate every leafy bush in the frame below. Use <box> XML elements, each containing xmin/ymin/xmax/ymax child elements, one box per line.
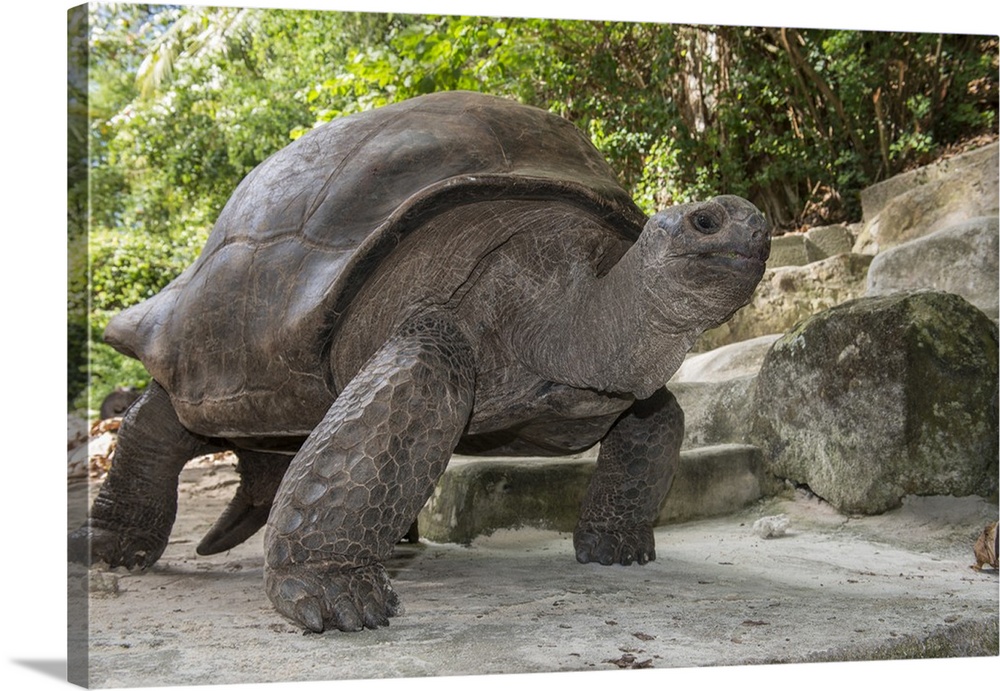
<box><xmin>89</xmin><ymin>226</ymin><xmax>205</xmax><ymax>314</ymax></box>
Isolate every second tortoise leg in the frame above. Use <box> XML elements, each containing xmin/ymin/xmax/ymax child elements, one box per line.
<box><xmin>574</xmin><ymin>387</ymin><xmax>683</xmax><ymax>566</ymax></box>
<box><xmin>69</xmin><ymin>381</ymin><xmax>220</xmax><ymax>569</ymax></box>
<box><xmin>197</xmin><ymin>449</ymin><xmax>293</xmax><ymax>555</ymax></box>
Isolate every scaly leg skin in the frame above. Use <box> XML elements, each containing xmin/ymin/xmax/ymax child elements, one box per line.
<box><xmin>197</xmin><ymin>450</ymin><xmax>293</xmax><ymax>555</ymax></box>
<box><xmin>574</xmin><ymin>387</ymin><xmax>683</xmax><ymax>566</ymax></box>
<box><xmin>264</xmin><ymin>315</ymin><xmax>476</xmax><ymax>633</ymax></box>
<box><xmin>68</xmin><ymin>381</ymin><xmax>217</xmax><ymax>569</ymax></box>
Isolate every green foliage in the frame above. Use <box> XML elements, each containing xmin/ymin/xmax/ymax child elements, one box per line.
<box><xmin>89</xmin><ymin>227</ymin><xmax>204</xmax><ymax>314</ymax></box>
<box><xmin>80</xmin><ymin>225</ymin><xmax>208</xmax><ymax>411</ymax></box>
<box><xmin>73</xmin><ymin>6</ymin><xmax>998</xmax><ymax>413</ymax></box>
<box><xmin>74</xmin><ymin>6</ymin><xmax>389</xmax><ymax>412</ymax></box>
<box><xmin>294</xmin><ymin>15</ymin><xmax>538</xmax><ymax>126</ymax></box>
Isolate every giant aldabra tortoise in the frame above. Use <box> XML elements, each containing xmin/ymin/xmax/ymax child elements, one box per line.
<box><xmin>69</xmin><ymin>91</ymin><xmax>770</xmax><ymax>633</ymax></box>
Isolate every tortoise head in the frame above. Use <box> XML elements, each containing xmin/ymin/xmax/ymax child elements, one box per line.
<box><xmin>495</xmin><ymin>194</ymin><xmax>769</xmax><ymax>399</ymax></box>
<box><xmin>634</xmin><ymin>195</ymin><xmax>770</xmax><ymax>331</ymax></box>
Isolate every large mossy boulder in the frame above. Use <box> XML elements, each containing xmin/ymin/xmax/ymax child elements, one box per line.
<box><xmin>750</xmin><ymin>291</ymin><xmax>998</xmax><ymax>514</ymax></box>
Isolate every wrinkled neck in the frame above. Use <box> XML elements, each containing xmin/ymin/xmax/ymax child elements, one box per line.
<box><xmin>515</xmin><ymin>245</ymin><xmax>702</xmax><ymax>399</ymax></box>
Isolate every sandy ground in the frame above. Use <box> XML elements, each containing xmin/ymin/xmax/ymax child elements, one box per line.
<box><xmin>68</xmin><ymin>459</ymin><xmax>998</xmax><ymax>689</ymax></box>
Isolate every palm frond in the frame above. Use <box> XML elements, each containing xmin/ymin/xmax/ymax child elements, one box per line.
<box><xmin>135</xmin><ymin>7</ymin><xmax>253</xmax><ymax>98</ymax></box>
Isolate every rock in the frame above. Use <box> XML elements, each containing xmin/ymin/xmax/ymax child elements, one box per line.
<box><xmin>67</xmin><ymin>445</ymin><xmax>90</xmax><ymax>479</ymax></box>
<box><xmin>672</xmin><ymin>334</ymin><xmax>781</xmax><ymax>383</ymax></box>
<box><xmin>972</xmin><ymin>521</ymin><xmax>998</xmax><ymax>571</ymax></box>
<box><xmin>759</xmin><ymin>225</ymin><xmax>856</xmax><ymax>270</ymax></box>
<box><xmin>419</xmin><ymin>457</ymin><xmax>594</xmax><ymax>543</ymax></box>
<box><xmin>669</xmin><ymin>334</ymin><xmax>780</xmax><ymax>449</ymax></box>
<box><xmin>805</xmin><ymin>224</ymin><xmax>856</xmax><ymax>259</ymax></box>
<box><xmin>68</xmin><ymin>415</ymin><xmax>89</xmax><ymax>451</ymax></box>
<box><xmin>418</xmin><ymin>445</ymin><xmax>768</xmax><ymax>542</ymax></box>
<box><xmin>655</xmin><ymin>445</ymin><xmax>769</xmax><ymax>525</ymax></box>
<box><xmin>859</xmin><ymin>143</ymin><xmax>998</xmax><ymax>221</ymax></box>
<box><xmin>68</xmin><ymin>415</ymin><xmax>94</xmax><ymax>479</ymax></box>
<box><xmin>89</xmin><ymin>571</ymin><xmax>121</xmax><ymax>597</ymax></box>
<box><xmin>671</xmin><ymin>377</ymin><xmax>758</xmax><ymax>449</ymax></box>
<box><xmin>99</xmin><ymin>387</ymin><xmax>143</xmax><ymax>420</ymax></box>
<box><xmin>866</xmin><ymin>216</ymin><xmax>999</xmax><ymax>321</ymax></box>
<box><xmin>767</xmin><ymin>234</ymin><xmax>813</xmax><ymax>267</ymax></box>
<box><xmin>750</xmin><ymin>291</ymin><xmax>999</xmax><ymax>515</ymax></box>
<box><xmin>695</xmin><ymin>253</ymin><xmax>872</xmax><ymax>352</ymax></box>
<box><xmin>752</xmin><ymin>514</ymin><xmax>789</xmax><ymax>538</ymax></box>
<box><xmin>854</xmin><ymin>143</ymin><xmax>999</xmax><ymax>254</ymax></box>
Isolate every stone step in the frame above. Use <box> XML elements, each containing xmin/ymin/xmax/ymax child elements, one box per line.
<box><xmin>866</xmin><ymin>216</ymin><xmax>999</xmax><ymax>321</ymax></box>
<box><xmin>417</xmin><ymin>444</ymin><xmax>768</xmax><ymax>543</ymax></box>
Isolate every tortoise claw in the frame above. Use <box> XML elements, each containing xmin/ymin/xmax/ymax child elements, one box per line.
<box><xmin>197</xmin><ymin>494</ymin><xmax>271</xmax><ymax>555</ymax></box>
<box><xmin>266</xmin><ymin>562</ymin><xmax>402</xmax><ymax>633</ymax></box>
<box><xmin>296</xmin><ymin>599</ymin><xmax>327</xmax><ymax>634</ymax></box>
<box><xmin>573</xmin><ymin>525</ymin><xmax>656</xmax><ymax>567</ymax></box>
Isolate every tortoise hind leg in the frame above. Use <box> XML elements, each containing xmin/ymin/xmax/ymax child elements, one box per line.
<box><xmin>197</xmin><ymin>448</ymin><xmax>421</xmax><ymax>554</ymax></box>
<box><xmin>68</xmin><ymin>381</ymin><xmax>218</xmax><ymax>569</ymax></box>
<box><xmin>264</xmin><ymin>315</ymin><xmax>476</xmax><ymax>633</ymax></box>
<box><xmin>197</xmin><ymin>450</ymin><xmax>292</xmax><ymax>555</ymax></box>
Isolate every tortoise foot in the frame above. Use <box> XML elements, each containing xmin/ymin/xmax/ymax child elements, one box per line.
<box><xmin>68</xmin><ymin>522</ymin><xmax>168</xmax><ymax>570</ymax></box>
<box><xmin>573</xmin><ymin>524</ymin><xmax>655</xmax><ymax>566</ymax></box>
<box><xmin>265</xmin><ymin>562</ymin><xmax>403</xmax><ymax>633</ymax></box>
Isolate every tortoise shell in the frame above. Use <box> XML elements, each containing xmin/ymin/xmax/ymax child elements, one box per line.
<box><xmin>104</xmin><ymin>91</ymin><xmax>647</xmax><ymax>438</ymax></box>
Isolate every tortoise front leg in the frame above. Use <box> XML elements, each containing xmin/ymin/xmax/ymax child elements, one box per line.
<box><xmin>264</xmin><ymin>315</ymin><xmax>476</xmax><ymax>633</ymax></box>
<box><xmin>574</xmin><ymin>387</ymin><xmax>683</xmax><ymax>566</ymax></box>
<box><xmin>68</xmin><ymin>381</ymin><xmax>218</xmax><ymax>569</ymax></box>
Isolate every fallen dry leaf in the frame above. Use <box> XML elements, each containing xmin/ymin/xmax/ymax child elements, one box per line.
<box><xmin>972</xmin><ymin>521</ymin><xmax>998</xmax><ymax>571</ymax></box>
<box><xmin>605</xmin><ymin>653</ymin><xmax>653</xmax><ymax>669</ymax></box>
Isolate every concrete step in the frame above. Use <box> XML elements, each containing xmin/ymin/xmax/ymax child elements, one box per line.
<box><xmin>418</xmin><ymin>444</ymin><xmax>769</xmax><ymax>543</ymax></box>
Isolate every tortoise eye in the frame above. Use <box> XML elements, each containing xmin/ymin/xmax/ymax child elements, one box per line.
<box><xmin>692</xmin><ymin>212</ymin><xmax>719</xmax><ymax>234</ymax></box>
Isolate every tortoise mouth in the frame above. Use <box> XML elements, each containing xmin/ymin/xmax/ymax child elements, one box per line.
<box><xmin>694</xmin><ymin>250</ymin><xmax>767</xmax><ymax>270</ymax></box>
